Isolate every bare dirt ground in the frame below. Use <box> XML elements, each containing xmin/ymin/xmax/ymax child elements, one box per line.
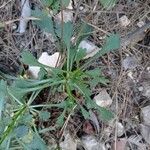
<box><xmin>0</xmin><ymin>0</ymin><xmax>150</xmax><ymax>149</ymax></box>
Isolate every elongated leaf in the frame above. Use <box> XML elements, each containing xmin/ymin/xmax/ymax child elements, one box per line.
<box><xmin>24</xmin><ymin>133</ymin><xmax>47</xmax><ymax>150</ymax></box>
<box><xmin>80</xmin><ymin>106</ymin><xmax>90</xmax><ymax>119</ymax></box>
<box><xmin>21</xmin><ymin>51</ymin><xmax>42</xmax><ymax>67</ymax></box>
<box><xmin>32</xmin><ymin>8</ymin><xmax>56</xmax><ymax>37</ymax></box>
<box><xmin>75</xmin><ymin>48</ymin><xmax>86</xmax><ymax>64</ymax></box>
<box><xmin>81</xmin><ymin>34</ymin><xmax>120</xmax><ymax>69</ymax></box>
<box><xmin>76</xmin><ymin>23</ymin><xmax>93</xmax><ymax>45</ymax></box>
<box><xmin>0</xmin><ymin>80</ymin><xmax>7</xmax><ymax>119</ymax></box>
<box><xmin>56</xmin><ymin>109</ymin><xmax>66</xmax><ymax>127</ymax></box>
<box><xmin>99</xmin><ymin>0</ymin><xmax>117</xmax><ymax>9</ymax></box>
<box><xmin>85</xmin><ymin>69</ymin><xmax>101</xmax><ymax>77</ymax></box>
<box><xmin>55</xmin><ymin>21</ymin><xmax>73</xmax><ymax>49</ymax></box>
<box><xmin>89</xmin><ymin>77</ymin><xmax>109</xmax><ymax>88</ymax></box>
<box><xmin>97</xmin><ymin>107</ymin><xmax>114</xmax><ymax>121</ymax></box>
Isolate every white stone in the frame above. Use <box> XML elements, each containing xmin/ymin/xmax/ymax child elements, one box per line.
<box><xmin>55</xmin><ymin>0</ymin><xmax>73</xmax><ymax>23</ymax></box>
<box><xmin>79</xmin><ymin>6</ymin><xmax>84</xmax><ymax>11</ymax></box>
<box><xmin>78</xmin><ymin>40</ymin><xmax>100</xmax><ymax>59</ymax></box>
<box><xmin>138</xmin><ymin>86</ymin><xmax>144</xmax><ymax>92</ymax></box>
<box><xmin>28</xmin><ymin>52</ymin><xmax>61</xmax><ymax>78</ymax></box>
<box><xmin>141</xmin><ymin>105</ymin><xmax>150</xmax><ymax>126</ymax></box>
<box><xmin>94</xmin><ymin>89</ymin><xmax>112</xmax><ymax>107</ymax></box>
<box><xmin>59</xmin><ymin>132</ymin><xmax>77</xmax><ymax>150</ymax></box>
<box><xmin>122</xmin><ymin>56</ymin><xmax>138</xmax><ymax>70</ymax></box>
<box><xmin>82</xmin><ymin>135</ymin><xmax>106</xmax><ymax>150</ymax></box>
<box><xmin>137</xmin><ymin>21</ymin><xmax>145</xmax><ymax>28</ymax></box>
<box><xmin>140</xmin><ymin>124</ymin><xmax>150</xmax><ymax>144</ymax></box>
<box><xmin>119</xmin><ymin>15</ymin><xmax>130</xmax><ymax>27</ymax></box>
<box><xmin>117</xmin><ymin>122</ymin><xmax>124</xmax><ymax>137</ymax></box>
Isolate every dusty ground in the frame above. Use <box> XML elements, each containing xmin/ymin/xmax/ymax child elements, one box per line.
<box><xmin>0</xmin><ymin>0</ymin><xmax>150</xmax><ymax>149</ymax></box>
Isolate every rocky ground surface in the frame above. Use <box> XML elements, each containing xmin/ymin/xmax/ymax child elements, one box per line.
<box><xmin>0</xmin><ymin>0</ymin><xmax>150</xmax><ymax>149</ymax></box>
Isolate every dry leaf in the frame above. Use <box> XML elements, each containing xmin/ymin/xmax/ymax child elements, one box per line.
<box><xmin>83</xmin><ymin>120</ymin><xmax>95</xmax><ymax>135</ymax></box>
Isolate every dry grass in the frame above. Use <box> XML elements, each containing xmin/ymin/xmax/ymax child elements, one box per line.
<box><xmin>0</xmin><ymin>0</ymin><xmax>150</xmax><ymax>149</ymax></box>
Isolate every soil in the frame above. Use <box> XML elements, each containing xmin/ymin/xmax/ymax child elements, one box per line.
<box><xmin>0</xmin><ymin>0</ymin><xmax>150</xmax><ymax>149</ymax></box>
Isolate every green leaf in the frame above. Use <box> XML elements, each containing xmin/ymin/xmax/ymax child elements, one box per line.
<box><xmin>85</xmin><ymin>69</ymin><xmax>101</xmax><ymax>77</ymax></box>
<box><xmin>81</xmin><ymin>34</ymin><xmax>120</xmax><ymax>69</ymax></box>
<box><xmin>19</xmin><ymin>113</ymin><xmax>33</xmax><ymax>124</ymax></box>
<box><xmin>39</xmin><ymin>111</ymin><xmax>50</xmax><ymax>121</ymax></box>
<box><xmin>0</xmin><ymin>80</ymin><xmax>7</xmax><ymax>119</ymax></box>
<box><xmin>102</xmin><ymin>33</ymin><xmax>120</xmax><ymax>53</ymax></box>
<box><xmin>80</xmin><ymin>106</ymin><xmax>90</xmax><ymax>119</ymax></box>
<box><xmin>41</xmin><ymin>0</ymin><xmax>53</xmax><ymax>6</ymax></box>
<box><xmin>75</xmin><ymin>48</ymin><xmax>86</xmax><ymax>64</ymax></box>
<box><xmin>62</xmin><ymin>0</ymin><xmax>70</xmax><ymax>8</ymax></box>
<box><xmin>99</xmin><ymin>0</ymin><xmax>117</xmax><ymax>9</ymax></box>
<box><xmin>56</xmin><ymin>109</ymin><xmax>66</xmax><ymax>127</ymax></box>
<box><xmin>21</xmin><ymin>51</ymin><xmax>41</xmax><ymax>67</ymax></box>
<box><xmin>14</xmin><ymin>125</ymin><xmax>29</xmax><ymax>138</ymax></box>
<box><xmin>97</xmin><ymin>107</ymin><xmax>114</xmax><ymax>121</ymax></box>
<box><xmin>89</xmin><ymin>77</ymin><xmax>109</xmax><ymax>88</ymax></box>
<box><xmin>55</xmin><ymin>21</ymin><xmax>73</xmax><ymax>49</ymax></box>
<box><xmin>24</xmin><ymin>133</ymin><xmax>47</xmax><ymax>150</ymax></box>
<box><xmin>76</xmin><ymin>23</ymin><xmax>93</xmax><ymax>45</ymax></box>
<box><xmin>38</xmin><ymin>68</ymin><xmax>47</xmax><ymax>79</ymax></box>
<box><xmin>32</xmin><ymin>8</ymin><xmax>56</xmax><ymax>37</ymax></box>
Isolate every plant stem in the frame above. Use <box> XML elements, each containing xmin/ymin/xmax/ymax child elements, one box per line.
<box><xmin>0</xmin><ymin>105</ymin><xmax>26</xmax><ymax>144</ymax></box>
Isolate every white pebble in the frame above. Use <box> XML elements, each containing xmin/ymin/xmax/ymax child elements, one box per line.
<box><xmin>119</xmin><ymin>15</ymin><xmax>130</xmax><ymax>27</ymax></box>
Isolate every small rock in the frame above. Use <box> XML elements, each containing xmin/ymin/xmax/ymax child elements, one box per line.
<box><xmin>12</xmin><ymin>23</ymin><xmax>17</xmax><ymax>30</ymax></box>
<box><xmin>94</xmin><ymin>89</ymin><xmax>112</xmax><ymax>107</ymax></box>
<box><xmin>55</xmin><ymin>0</ymin><xmax>73</xmax><ymax>23</ymax></box>
<box><xmin>78</xmin><ymin>40</ymin><xmax>100</xmax><ymax>59</ymax></box>
<box><xmin>141</xmin><ymin>105</ymin><xmax>150</xmax><ymax>126</ymax></box>
<box><xmin>59</xmin><ymin>132</ymin><xmax>77</xmax><ymax>150</ymax></box>
<box><xmin>141</xmin><ymin>82</ymin><xmax>150</xmax><ymax>98</ymax></box>
<box><xmin>28</xmin><ymin>52</ymin><xmax>61</xmax><ymax>78</ymax></box>
<box><xmin>81</xmin><ymin>135</ymin><xmax>106</xmax><ymax>150</ymax></box>
<box><xmin>119</xmin><ymin>15</ymin><xmax>130</xmax><ymax>27</ymax></box>
<box><xmin>79</xmin><ymin>6</ymin><xmax>84</xmax><ymax>11</ymax></box>
<box><xmin>56</xmin><ymin>11</ymin><xmax>73</xmax><ymax>23</ymax></box>
<box><xmin>140</xmin><ymin>124</ymin><xmax>150</xmax><ymax>144</ymax></box>
<box><xmin>127</xmin><ymin>71</ymin><xmax>134</xmax><ymax>80</ymax></box>
<box><xmin>117</xmin><ymin>122</ymin><xmax>125</xmax><ymax>137</ymax></box>
<box><xmin>137</xmin><ymin>21</ymin><xmax>145</xmax><ymax>28</ymax></box>
<box><xmin>122</xmin><ymin>56</ymin><xmax>138</xmax><ymax>70</ymax></box>
<box><xmin>138</xmin><ymin>86</ymin><xmax>144</xmax><ymax>92</ymax></box>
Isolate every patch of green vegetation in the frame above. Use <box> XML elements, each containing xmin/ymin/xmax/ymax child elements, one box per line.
<box><xmin>0</xmin><ymin>1</ymin><xmax>120</xmax><ymax>149</ymax></box>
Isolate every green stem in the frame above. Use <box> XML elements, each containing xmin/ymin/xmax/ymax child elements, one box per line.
<box><xmin>0</xmin><ymin>105</ymin><xmax>26</xmax><ymax>144</ymax></box>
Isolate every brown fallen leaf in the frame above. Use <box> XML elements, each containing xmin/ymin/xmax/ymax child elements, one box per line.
<box><xmin>83</xmin><ymin>120</ymin><xmax>95</xmax><ymax>135</ymax></box>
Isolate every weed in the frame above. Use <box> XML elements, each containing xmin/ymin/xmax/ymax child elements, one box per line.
<box><xmin>0</xmin><ymin>0</ymin><xmax>119</xmax><ymax>149</ymax></box>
